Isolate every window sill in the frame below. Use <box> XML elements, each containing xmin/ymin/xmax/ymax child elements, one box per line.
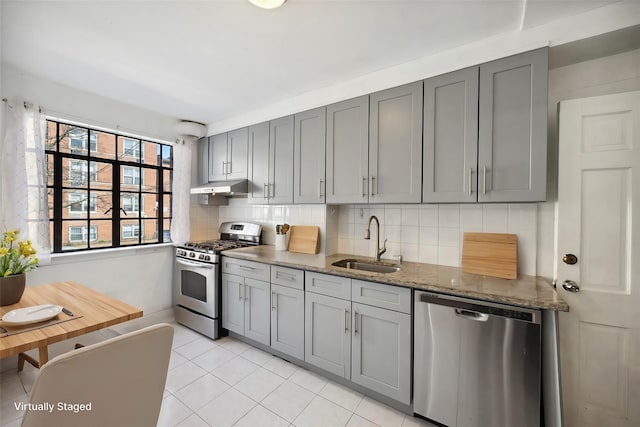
<box><xmin>49</xmin><ymin>243</ymin><xmax>175</xmax><ymax>265</ymax></box>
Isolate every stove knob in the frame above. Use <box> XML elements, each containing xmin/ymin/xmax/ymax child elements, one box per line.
<box><xmin>199</xmin><ymin>254</ymin><xmax>205</xmax><ymax>260</ymax></box>
<box><xmin>204</xmin><ymin>255</ymin><xmax>211</xmax><ymax>261</ymax></box>
<box><xmin>189</xmin><ymin>252</ymin><xmax>195</xmax><ymax>258</ymax></box>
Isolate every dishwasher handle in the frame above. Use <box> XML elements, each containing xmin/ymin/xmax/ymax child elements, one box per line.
<box><xmin>418</xmin><ymin>291</ymin><xmax>540</xmax><ymax>324</ymax></box>
<box><xmin>455</xmin><ymin>308</ymin><xmax>489</xmax><ymax>322</ymax></box>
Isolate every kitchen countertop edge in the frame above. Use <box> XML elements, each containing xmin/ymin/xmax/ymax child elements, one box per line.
<box><xmin>222</xmin><ymin>246</ymin><xmax>569</xmax><ymax>312</ymax></box>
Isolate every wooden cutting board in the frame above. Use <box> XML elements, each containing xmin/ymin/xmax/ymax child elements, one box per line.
<box><xmin>461</xmin><ymin>232</ymin><xmax>518</xmax><ymax>279</ymax></box>
<box><xmin>287</xmin><ymin>225</ymin><xmax>320</xmax><ymax>254</ymax></box>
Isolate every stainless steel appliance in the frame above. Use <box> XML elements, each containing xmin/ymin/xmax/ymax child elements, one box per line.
<box><xmin>414</xmin><ymin>291</ymin><xmax>541</xmax><ymax>427</ymax></box>
<box><xmin>174</xmin><ymin>222</ymin><xmax>262</xmax><ymax>339</ymax></box>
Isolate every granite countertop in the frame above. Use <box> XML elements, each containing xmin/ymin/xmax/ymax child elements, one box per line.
<box><xmin>222</xmin><ymin>245</ymin><xmax>569</xmax><ymax>312</ymax></box>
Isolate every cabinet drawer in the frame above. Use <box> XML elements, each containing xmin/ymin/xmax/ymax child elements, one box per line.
<box><xmin>221</xmin><ymin>257</ymin><xmax>270</xmax><ymax>282</ymax></box>
<box><xmin>352</xmin><ymin>280</ymin><xmax>411</xmax><ymax>314</ymax></box>
<box><xmin>271</xmin><ymin>266</ymin><xmax>304</xmax><ymax>290</ymax></box>
<box><xmin>305</xmin><ymin>272</ymin><xmax>351</xmax><ymax>300</ymax></box>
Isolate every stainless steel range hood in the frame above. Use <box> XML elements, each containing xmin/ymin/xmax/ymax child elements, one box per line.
<box><xmin>190</xmin><ymin>179</ymin><xmax>249</xmax><ymax>196</ymax></box>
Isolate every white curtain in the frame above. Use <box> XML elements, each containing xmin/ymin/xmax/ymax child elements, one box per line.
<box><xmin>170</xmin><ymin>137</ymin><xmax>192</xmax><ymax>243</ymax></box>
<box><xmin>0</xmin><ymin>97</ymin><xmax>51</xmax><ymax>264</ymax></box>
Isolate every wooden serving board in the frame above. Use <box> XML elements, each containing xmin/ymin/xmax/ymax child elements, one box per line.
<box><xmin>287</xmin><ymin>225</ymin><xmax>320</xmax><ymax>254</ymax></box>
<box><xmin>461</xmin><ymin>232</ymin><xmax>518</xmax><ymax>279</ymax></box>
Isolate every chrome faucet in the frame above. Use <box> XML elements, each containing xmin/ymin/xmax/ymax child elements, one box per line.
<box><xmin>364</xmin><ymin>215</ymin><xmax>387</xmax><ymax>261</ymax></box>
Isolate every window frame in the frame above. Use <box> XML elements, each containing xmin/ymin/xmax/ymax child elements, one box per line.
<box><xmin>47</xmin><ymin>120</ymin><xmax>173</xmax><ymax>253</ymax></box>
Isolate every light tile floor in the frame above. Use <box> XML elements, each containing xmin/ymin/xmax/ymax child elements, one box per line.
<box><xmin>0</xmin><ymin>313</ymin><xmax>437</xmax><ymax>427</ymax></box>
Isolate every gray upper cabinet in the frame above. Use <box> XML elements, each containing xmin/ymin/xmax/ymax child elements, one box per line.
<box><xmin>369</xmin><ymin>82</ymin><xmax>423</xmax><ymax>204</ymax></box>
<box><xmin>248</xmin><ymin>117</ymin><xmax>294</xmax><ymax>205</ymax></box>
<box><xmin>478</xmin><ymin>47</ymin><xmax>548</xmax><ymax>202</ymax></box>
<box><xmin>423</xmin><ymin>67</ymin><xmax>479</xmax><ymax>203</ymax></box>
<box><xmin>326</xmin><ymin>96</ymin><xmax>369</xmax><ymax>204</ymax></box>
<box><xmin>209</xmin><ymin>128</ymin><xmax>249</xmax><ymax>182</ymax></box>
<box><xmin>197</xmin><ymin>136</ymin><xmax>209</xmax><ymax>185</ymax></box>
<box><xmin>269</xmin><ymin>116</ymin><xmax>295</xmax><ymax>205</ymax></box>
<box><xmin>248</xmin><ymin>122</ymin><xmax>270</xmax><ymax>203</ymax></box>
<box><xmin>294</xmin><ymin>107</ymin><xmax>326</xmax><ymax>204</ymax></box>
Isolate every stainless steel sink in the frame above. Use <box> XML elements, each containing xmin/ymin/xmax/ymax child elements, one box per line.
<box><xmin>331</xmin><ymin>258</ymin><xmax>400</xmax><ymax>273</ymax></box>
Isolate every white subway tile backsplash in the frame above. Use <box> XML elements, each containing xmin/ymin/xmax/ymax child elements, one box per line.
<box><xmin>438</xmin><ymin>246</ymin><xmax>460</xmax><ymax>267</ymax></box>
<box><xmin>419</xmin><ymin>206</ymin><xmax>439</xmax><ymax>227</ymax></box>
<box><xmin>419</xmin><ymin>227</ymin><xmax>438</xmax><ymax>246</ymax></box>
<box><xmin>384</xmin><ymin>208</ymin><xmax>402</xmax><ymax>226</ymax></box>
<box><xmin>419</xmin><ymin>245</ymin><xmax>439</xmax><ymax>264</ymax></box>
<box><xmin>459</xmin><ymin>205</ymin><xmax>483</xmax><ymax>231</ymax></box>
<box><xmin>400</xmin><ymin>243</ymin><xmax>420</xmax><ymax>262</ymax></box>
<box><xmin>439</xmin><ymin>227</ymin><xmax>459</xmax><ymax>247</ymax></box>
<box><xmin>338</xmin><ymin>238</ymin><xmax>354</xmax><ymax>255</ymax></box>
<box><xmin>401</xmin><ymin>226</ymin><xmax>419</xmax><ymax>245</ymax></box>
<box><xmin>338</xmin><ymin>222</ymin><xmax>354</xmax><ymax>239</ymax></box>
<box><xmin>438</xmin><ymin>205</ymin><xmax>460</xmax><ymax>228</ymax></box>
<box><xmin>401</xmin><ymin>208</ymin><xmax>419</xmax><ymax>227</ymax></box>
<box><xmin>385</xmin><ymin>225</ymin><xmax>402</xmax><ymax>244</ymax></box>
<box><xmin>339</xmin><ymin>206</ymin><xmax>354</xmax><ymax>224</ymax></box>
<box><xmin>482</xmin><ymin>204</ymin><xmax>509</xmax><ymax>232</ymax></box>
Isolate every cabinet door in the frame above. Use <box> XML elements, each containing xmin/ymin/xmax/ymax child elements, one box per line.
<box><xmin>423</xmin><ymin>67</ymin><xmax>479</xmax><ymax>203</ymax></box>
<box><xmin>305</xmin><ymin>292</ymin><xmax>351</xmax><ymax>378</ymax></box>
<box><xmin>478</xmin><ymin>47</ymin><xmax>548</xmax><ymax>202</ymax></box>
<box><xmin>326</xmin><ymin>96</ymin><xmax>369</xmax><ymax>204</ymax></box>
<box><xmin>209</xmin><ymin>133</ymin><xmax>228</xmax><ymax>182</ymax></box>
<box><xmin>227</xmin><ymin>127</ymin><xmax>249</xmax><ymax>181</ymax></box>
<box><xmin>351</xmin><ymin>302</ymin><xmax>411</xmax><ymax>405</ymax></box>
<box><xmin>197</xmin><ymin>137</ymin><xmax>209</xmax><ymax>185</ymax></box>
<box><xmin>244</xmin><ymin>278</ymin><xmax>270</xmax><ymax>346</ymax></box>
<box><xmin>248</xmin><ymin>122</ymin><xmax>270</xmax><ymax>204</ymax></box>
<box><xmin>271</xmin><ymin>284</ymin><xmax>304</xmax><ymax>360</ymax></box>
<box><xmin>294</xmin><ymin>107</ymin><xmax>326</xmax><ymax>204</ymax></box>
<box><xmin>369</xmin><ymin>82</ymin><xmax>423</xmax><ymax>203</ymax></box>
<box><xmin>269</xmin><ymin>116</ymin><xmax>294</xmax><ymax>205</ymax></box>
<box><xmin>221</xmin><ymin>273</ymin><xmax>244</xmax><ymax>336</ymax></box>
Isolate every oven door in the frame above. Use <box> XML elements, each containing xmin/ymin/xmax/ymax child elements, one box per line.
<box><xmin>174</xmin><ymin>257</ymin><xmax>219</xmax><ymax>319</ymax></box>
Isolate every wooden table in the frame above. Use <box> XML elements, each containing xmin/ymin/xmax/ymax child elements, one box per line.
<box><xmin>0</xmin><ymin>281</ymin><xmax>143</xmax><ymax>370</ymax></box>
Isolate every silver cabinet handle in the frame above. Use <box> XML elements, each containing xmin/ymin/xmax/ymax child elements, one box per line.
<box><xmin>468</xmin><ymin>167</ymin><xmax>473</xmax><ymax>196</ymax></box>
<box><xmin>238</xmin><ymin>265</ymin><xmax>255</xmax><ymax>271</ymax></box>
<box><xmin>277</xmin><ymin>272</ymin><xmax>296</xmax><ymax>281</ymax></box>
<box><xmin>344</xmin><ymin>309</ymin><xmax>349</xmax><ymax>332</ymax></box>
<box><xmin>238</xmin><ymin>283</ymin><xmax>243</xmax><ymax>301</ymax></box>
<box><xmin>362</xmin><ymin>177</ymin><xmax>367</xmax><ymax>197</ymax></box>
<box><xmin>354</xmin><ymin>311</ymin><xmax>359</xmax><ymax>335</ymax></box>
<box><xmin>226</xmin><ymin>161</ymin><xmax>231</xmax><ymax>175</ymax></box>
<box><xmin>263</xmin><ymin>183</ymin><xmax>268</xmax><ymax>199</ymax></box>
<box><xmin>562</xmin><ymin>280</ymin><xmax>580</xmax><ymax>293</ymax></box>
<box><xmin>482</xmin><ymin>166</ymin><xmax>487</xmax><ymax>195</ymax></box>
<box><xmin>319</xmin><ymin>179</ymin><xmax>325</xmax><ymax>198</ymax></box>
<box><xmin>269</xmin><ymin>183</ymin><xmax>274</xmax><ymax>199</ymax></box>
<box><xmin>244</xmin><ymin>284</ymin><xmax>248</xmax><ymax>301</ymax></box>
<box><xmin>222</xmin><ymin>161</ymin><xmax>227</xmax><ymax>176</ymax></box>
<box><xmin>271</xmin><ymin>291</ymin><xmax>276</xmax><ymax>311</ymax></box>
<box><xmin>370</xmin><ymin>176</ymin><xmax>376</xmax><ymax>196</ymax></box>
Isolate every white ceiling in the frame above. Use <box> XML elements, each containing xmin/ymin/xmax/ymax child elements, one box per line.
<box><xmin>0</xmin><ymin>0</ymin><xmax>622</xmax><ymax>127</ymax></box>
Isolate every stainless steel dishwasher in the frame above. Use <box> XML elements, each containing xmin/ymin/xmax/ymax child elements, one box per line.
<box><xmin>414</xmin><ymin>291</ymin><xmax>541</xmax><ymax>427</ymax></box>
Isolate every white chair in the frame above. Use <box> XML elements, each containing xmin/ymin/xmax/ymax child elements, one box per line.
<box><xmin>21</xmin><ymin>323</ymin><xmax>174</xmax><ymax>427</ymax></box>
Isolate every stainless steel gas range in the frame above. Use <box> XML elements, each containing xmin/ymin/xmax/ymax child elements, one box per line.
<box><xmin>173</xmin><ymin>222</ymin><xmax>262</xmax><ymax>339</ymax></box>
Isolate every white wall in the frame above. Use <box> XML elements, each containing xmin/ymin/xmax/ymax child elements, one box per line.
<box><xmin>1</xmin><ymin>66</ymin><xmax>182</xmax><ymax>313</ymax></box>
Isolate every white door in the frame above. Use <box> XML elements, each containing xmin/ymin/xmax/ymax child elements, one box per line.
<box><xmin>556</xmin><ymin>91</ymin><xmax>640</xmax><ymax>427</ymax></box>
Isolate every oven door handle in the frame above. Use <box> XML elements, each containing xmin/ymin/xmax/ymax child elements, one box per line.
<box><xmin>176</xmin><ymin>258</ymin><xmax>214</xmax><ymax>269</ymax></box>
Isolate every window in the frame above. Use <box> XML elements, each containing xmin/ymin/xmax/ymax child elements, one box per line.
<box><xmin>47</xmin><ymin>119</ymin><xmax>173</xmax><ymax>252</ymax></box>
<box><xmin>69</xmin><ymin>160</ymin><xmax>97</xmax><ymax>185</ymax></box>
<box><xmin>122</xmin><ymin>166</ymin><xmax>141</xmax><ymax>185</ymax></box>
<box><xmin>122</xmin><ymin>137</ymin><xmax>143</xmax><ymax>160</ymax></box>
<box><xmin>69</xmin><ymin>129</ymin><xmax>97</xmax><ymax>152</ymax></box>
<box><xmin>69</xmin><ymin>226</ymin><xmax>97</xmax><ymax>242</ymax></box>
<box><xmin>68</xmin><ymin>192</ymin><xmax>97</xmax><ymax>213</ymax></box>
<box><xmin>122</xmin><ymin>224</ymin><xmax>140</xmax><ymax>239</ymax></box>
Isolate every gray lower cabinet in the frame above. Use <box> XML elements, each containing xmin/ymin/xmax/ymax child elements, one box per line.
<box><xmin>304</xmin><ymin>273</ymin><xmax>411</xmax><ymax>405</ymax></box>
<box><xmin>326</xmin><ymin>96</ymin><xmax>369</xmax><ymax>204</ymax></box>
<box><xmin>478</xmin><ymin>47</ymin><xmax>548</xmax><ymax>202</ymax></box>
<box><xmin>248</xmin><ymin>117</ymin><xmax>294</xmax><ymax>204</ymax></box>
<box><xmin>221</xmin><ymin>273</ymin><xmax>270</xmax><ymax>346</ymax></box>
<box><xmin>271</xmin><ymin>284</ymin><xmax>304</xmax><ymax>360</ymax></box>
<box><xmin>294</xmin><ymin>107</ymin><xmax>326</xmax><ymax>204</ymax></box>
<box><xmin>351</xmin><ymin>302</ymin><xmax>411</xmax><ymax>404</ymax></box>
<box><xmin>369</xmin><ymin>82</ymin><xmax>423</xmax><ymax>203</ymax></box>
<box><xmin>304</xmin><ymin>291</ymin><xmax>352</xmax><ymax>378</ymax></box>
<box><xmin>423</xmin><ymin>67</ymin><xmax>479</xmax><ymax>203</ymax></box>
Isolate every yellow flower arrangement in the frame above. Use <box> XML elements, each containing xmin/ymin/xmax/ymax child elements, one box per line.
<box><xmin>0</xmin><ymin>230</ymin><xmax>39</xmax><ymax>277</ymax></box>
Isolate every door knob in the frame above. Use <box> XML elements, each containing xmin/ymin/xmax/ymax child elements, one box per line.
<box><xmin>562</xmin><ymin>280</ymin><xmax>580</xmax><ymax>293</ymax></box>
<box><xmin>562</xmin><ymin>254</ymin><xmax>578</xmax><ymax>265</ymax></box>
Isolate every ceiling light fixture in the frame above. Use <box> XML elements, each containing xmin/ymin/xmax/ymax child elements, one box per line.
<box><xmin>248</xmin><ymin>0</ymin><xmax>286</xmax><ymax>9</ymax></box>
